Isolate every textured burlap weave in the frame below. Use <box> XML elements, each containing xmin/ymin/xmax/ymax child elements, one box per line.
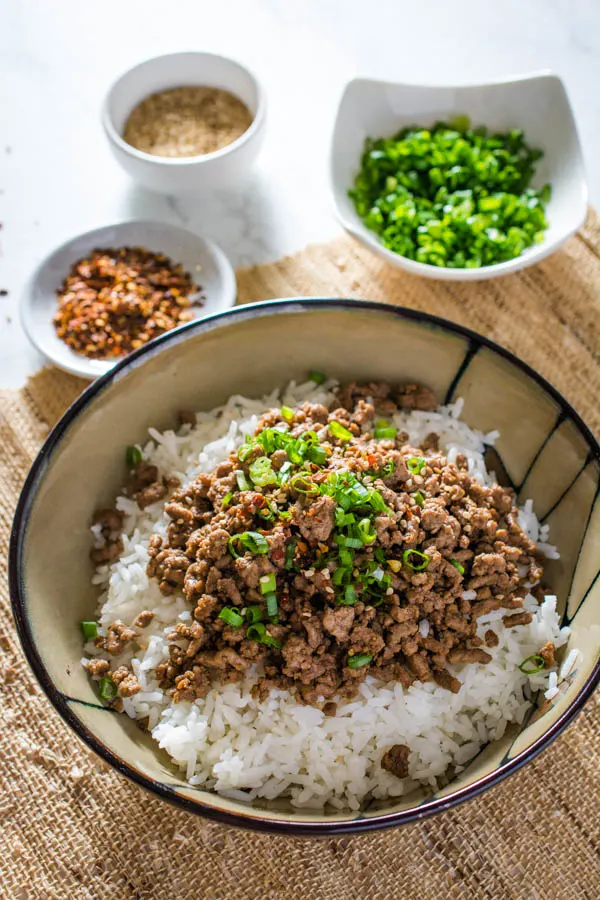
<box><xmin>1</xmin><ymin>213</ymin><xmax>600</xmax><ymax>899</ymax></box>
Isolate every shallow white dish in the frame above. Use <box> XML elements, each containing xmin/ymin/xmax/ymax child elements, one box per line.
<box><xmin>103</xmin><ymin>52</ymin><xmax>266</xmax><ymax>195</ymax></box>
<box><xmin>331</xmin><ymin>71</ymin><xmax>588</xmax><ymax>281</ymax></box>
<box><xmin>21</xmin><ymin>220</ymin><xmax>237</xmax><ymax>379</ymax></box>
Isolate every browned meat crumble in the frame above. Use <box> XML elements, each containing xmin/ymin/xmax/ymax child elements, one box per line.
<box><xmin>88</xmin><ymin>381</ymin><xmax>545</xmax><ymax>715</ymax></box>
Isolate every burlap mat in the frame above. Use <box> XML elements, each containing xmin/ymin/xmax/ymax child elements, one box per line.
<box><xmin>1</xmin><ymin>213</ymin><xmax>600</xmax><ymax>900</ymax></box>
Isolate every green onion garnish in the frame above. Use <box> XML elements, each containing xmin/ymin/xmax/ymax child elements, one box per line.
<box><xmin>290</xmin><ymin>473</ymin><xmax>319</xmax><ymax>496</ymax></box>
<box><xmin>125</xmin><ymin>445</ymin><xmax>142</xmax><ymax>468</ymax></box>
<box><xmin>518</xmin><ymin>654</ymin><xmax>546</xmax><ymax>675</ymax></box>
<box><xmin>450</xmin><ymin>559</ymin><xmax>465</xmax><ymax>574</ymax></box>
<box><xmin>285</xmin><ymin>540</ymin><xmax>297</xmax><ymax>569</ymax></box>
<box><xmin>245</xmin><ymin>605</ymin><xmax>264</xmax><ymax>624</ymax></box>
<box><xmin>374</xmin><ymin>424</ymin><xmax>397</xmax><ymax>440</ymax></box>
<box><xmin>306</xmin><ymin>445</ymin><xmax>327</xmax><ymax>465</ymax></box>
<box><xmin>357</xmin><ymin>518</ymin><xmax>377</xmax><ymax>545</ymax></box>
<box><xmin>219</xmin><ymin>607</ymin><xmax>244</xmax><ymax>627</ymax></box>
<box><xmin>413</xmin><ymin>491</ymin><xmax>425</xmax><ymax>507</ymax></box>
<box><xmin>222</xmin><ymin>491</ymin><xmax>234</xmax><ymax>509</ymax></box>
<box><xmin>264</xmin><ymin>592</ymin><xmax>278</xmax><ymax>618</ymax></box>
<box><xmin>228</xmin><ymin>531</ymin><xmax>270</xmax><ymax>558</ymax></box>
<box><xmin>246</xmin><ymin>623</ymin><xmax>282</xmax><ymax>649</ymax></box>
<box><xmin>329</xmin><ymin>421</ymin><xmax>353</xmax><ymax>442</ymax></box>
<box><xmin>347</xmin><ymin>653</ymin><xmax>372</xmax><ymax>669</ymax></box>
<box><xmin>407</xmin><ymin>456</ymin><xmax>426</xmax><ymax>475</ymax></box>
<box><xmin>281</xmin><ymin>405</ymin><xmax>294</xmax><ymax>422</ymax></box>
<box><xmin>343</xmin><ymin>584</ymin><xmax>357</xmax><ymax>605</ymax></box>
<box><xmin>237</xmin><ymin>441</ymin><xmax>255</xmax><ymax>462</ymax></box>
<box><xmin>235</xmin><ymin>470</ymin><xmax>252</xmax><ymax>492</ymax></box>
<box><xmin>260</xmin><ymin>573</ymin><xmax>277</xmax><ymax>595</ymax></box>
<box><xmin>309</xmin><ymin>370</ymin><xmax>326</xmax><ymax>385</ymax></box>
<box><xmin>249</xmin><ymin>456</ymin><xmax>278</xmax><ymax>488</ymax></box>
<box><xmin>402</xmin><ymin>549</ymin><xmax>430</xmax><ymax>571</ymax></box>
<box><xmin>99</xmin><ymin>677</ymin><xmax>117</xmax><ymax>700</ymax></box>
<box><xmin>80</xmin><ymin>621</ymin><xmax>98</xmax><ymax>641</ymax></box>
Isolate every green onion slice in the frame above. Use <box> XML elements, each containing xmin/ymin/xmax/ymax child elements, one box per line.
<box><xmin>402</xmin><ymin>549</ymin><xmax>430</xmax><ymax>571</ymax></box>
<box><xmin>222</xmin><ymin>491</ymin><xmax>234</xmax><ymax>509</ymax></box>
<box><xmin>306</xmin><ymin>445</ymin><xmax>327</xmax><ymax>466</ymax></box>
<box><xmin>259</xmin><ymin>573</ymin><xmax>277</xmax><ymax>595</ymax></box>
<box><xmin>125</xmin><ymin>445</ymin><xmax>142</xmax><ymax>468</ymax></box>
<box><xmin>374</xmin><ymin>426</ymin><xmax>397</xmax><ymax>440</ymax></box>
<box><xmin>237</xmin><ymin>441</ymin><xmax>255</xmax><ymax>462</ymax></box>
<box><xmin>99</xmin><ymin>677</ymin><xmax>117</xmax><ymax>700</ymax></box>
<box><xmin>219</xmin><ymin>607</ymin><xmax>244</xmax><ymax>628</ymax></box>
<box><xmin>309</xmin><ymin>370</ymin><xmax>326</xmax><ymax>385</ymax></box>
<box><xmin>347</xmin><ymin>653</ymin><xmax>373</xmax><ymax>669</ymax></box>
<box><xmin>245</xmin><ymin>605</ymin><xmax>264</xmax><ymax>624</ymax></box>
<box><xmin>450</xmin><ymin>559</ymin><xmax>465</xmax><ymax>574</ymax></box>
<box><xmin>80</xmin><ymin>621</ymin><xmax>98</xmax><ymax>641</ymax></box>
<box><xmin>290</xmin><ymin>473</ymin><xmax>319</xmax><ymax>496</ymax></box>
<box><xmin>235</xmin><ymin>470</ymin><xmax>252</xmax><ymax>492</ymax></box>
<box><xmin>264</xmin><ymin>592</ymin><xmax>278</xmax><ymax>618</ymax></box>
<box><xmin>357</xmin><ymin>518</ymin><xmax>377</xmax><ymax>545</ymax></box>
<box><xmin>407</xmin><ymin>456</ymin><xmax>426</xmax><ymax>475</ymax></box>
<box><xmin>329</xmin><ymin>421</ymin><xmax>353</xmax><ymax>442</ymax></box>
<box><xmin>249</xmin><ymin>456</ymin><xmax>278</xmax><ymax>487</ymax></box>
<box><xmin>519</xmin><ymin>654</ymin><xmax>545</xmax><ymax>675</ymax></box>
<box><xmin>281</xmin><ymin>405</ymin><xmax>294</xmax><ymax>422</ymax></box>
<box><xmin>285</xmin><ymin>540</ymin><xmax>297</xmax><ymax>569</ymax></box>
<box><xmin>228</xmin><ymin>531</ymin><xmax>270</xmax><ymax>558</ymax></box>
<box><xmin>246</xmin><ymin>623</ymin><xmax>282</xmax><ymax>649</ymax></box>
<box><xmin>413</xmin><ymin>491</ymin><xmax>425</xmax><ymax>507</ymax></box>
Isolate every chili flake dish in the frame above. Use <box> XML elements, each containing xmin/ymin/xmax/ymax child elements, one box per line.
<box><xmin>81</xmin><ymin>375</ymin><xmax>573</xmax><ymax>810</ymax></box>
<box><xmin>53</xmin><ymin>246</ymin><xmax>203</xmax><ymax>359</ymax></box>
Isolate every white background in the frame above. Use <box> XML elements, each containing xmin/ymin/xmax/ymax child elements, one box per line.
<box><xmin>1</xmin><ymin>0</ymin><xmax>598</xmax><ymax>387</ymax></box>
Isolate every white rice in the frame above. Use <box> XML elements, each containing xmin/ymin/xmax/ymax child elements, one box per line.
<box><xmin>84</xmin><ymin>380</ymin><xmax>574</xmax><ymax>810</ymax></box>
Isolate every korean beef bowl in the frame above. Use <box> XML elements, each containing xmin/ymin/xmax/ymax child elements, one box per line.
<box><xmin>10</xmin><ymin>299</ymin><xmax>600</xmax><ymax>835</ymax></box>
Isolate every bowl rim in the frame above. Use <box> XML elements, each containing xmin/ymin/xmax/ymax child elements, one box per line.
<box><xmin>19</xmin><ymin>218</ymin><xmax>237</xmax><ymax>379</ymax></box>
<box><xmin>102</xmin><ymin>50</ymin><xmax>267</xmax><ymax>167</ymax></box>
<box><xmin>330</xmin><ymin>70</ymin><xmax>589</xmax><ymax>281</ymax></box>
<box><xmin>9</xmin><ymin>297</ymin><xmax>600</xmax><ymax>835</ymax></box>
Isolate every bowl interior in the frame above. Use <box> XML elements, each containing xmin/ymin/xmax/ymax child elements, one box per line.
<box><xmin>21</xmin><ymin>220</ymin><xmax>236</xmax><ymax>379</ymax></box>
<box><xmin>106</xmin><ymin>52</ymin><xmax>261</xmax><ymax>147</ymax></box>
<box><xmin>331</xmin><ymin>74</ymin><xmax>588</xmax><ymax>277</ymax></box>
<box><xmin>12</xmin><ymin>302</ymin><xmax>600</xmax><ymax>832</ymax></box>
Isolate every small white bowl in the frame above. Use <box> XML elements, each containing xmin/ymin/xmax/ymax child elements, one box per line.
<box><xmin>21</xmin><ymin>220</ymin><xmax>237</xmax><ymax>379</ymax></box>
<box><xmin>103</xmin><ymin>52</ymin><xmax>266</xmax><ymax>195</ymax></box>
<box><xmin>331</xmin><ymin>71</ymin><xmax>588</xmax><ymax>281</ymax></box>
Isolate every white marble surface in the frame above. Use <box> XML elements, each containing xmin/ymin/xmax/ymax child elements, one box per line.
<box><xmin>1</xmin><ymin>0</ymin><xmax>599</xmax><ymax>387</ymax></box>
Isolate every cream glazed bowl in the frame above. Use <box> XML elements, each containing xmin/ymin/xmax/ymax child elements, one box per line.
<box><xmin>103</xmin><ymin>52</ymin><xmax>266</xmax><ymax>194</ymax></box>
<box><xmin>9</xmin><ymin>300</ymin><xmax>600</xmax><ymax>835</ymax></box>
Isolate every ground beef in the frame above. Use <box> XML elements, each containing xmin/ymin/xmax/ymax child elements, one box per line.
<box><xmin>539</xmin><ymin>641</ymin><xmax>556</xmax><ymax>668</ymax></box>
<box><xmin>90</xmin><ymin>380</ymin><xmax>545</xmax><ymax>708</ymax></box>
<box><xmin>381</xmin><ymin>743</ymin><xmax>410</xmax><ymax>779</ymax></box>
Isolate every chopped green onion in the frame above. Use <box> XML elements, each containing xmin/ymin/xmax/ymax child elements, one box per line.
<box><xmin>407</xmin><ymin>456</ymin><xmax>426</xmax><ymax>475</ymax></box>
<box><xmin>246</xmin><ymin>623</ymin><xmax>282</xmax><ymax>649</ymax></box>
<box><xmin>413</xmin><ymin>491</ymin><xmax>425</xmax><ymax>507</ymax></box>
<box><xmin>236</xmin><ymin>470</ymin><xmax>252</xmax><ymax>492</ymax></box>
<box><xmin>518</xmin><ymin>654</ymin><xmax>545</xmax><ymax>675</ymax></box>
<box><xmin>285</xmin><ymin>540</ymin><xmax>297</xmax><ymax>569</ymax></box>
<box><xmin>80</xmin><ymin>621</ymin><xmax>98</xmax><ymax>641</ymax></box>
<box><xmin>332</xmin><ymin>565</ymin><xmax>351</xmax><ymax>586</ymax></box>
<box><xmin>219</xmin><ymin>607</ymin><xmax>244</xmax><ymax>628</ymax></box>
<box><xmin>329</xmin><ymin>421</ymin><xmax>353</xmax><ymax>442</ymax></box>
<box><xmin>264</xmin><ymin>592</ymin><xmax>278</xmax><ymax>618</ymax></box>
<box><xmin>237</xmin><ymin>441</ymin><xmax>255</xmax><ymax>462</ymax></box>
<box><xmin>306</xmin><ymin>445</ymin><xmax>327</xmax><ymax>465</ymax></box>
<box><xmin>259</xmin><ymin>573</ymin><xmax>277</xmax><ymax>595</ymax></box>
<box><xmin>338</xmin><ymin>536</ymin><xmax>363</xmax><ymax>549</ymax></box>
<box><xmin>309</xmin><ymin>370</ymin><xmax>326</xmax><ymax>385</ymax></box>
<box><xmin>99</xmin><ymin>677</ymin><xmax>117</xmax><ymax>700</ymax></box>
<box><xmin>258</xmin><ymin>506</ymin><xmax>275</xmax><ymax>522</ymax></box>
<box><xmin>290</xmin><ymin>473</ymin><xmax>319</xmax><ymax>496</ymax></box>
<box><xmin>344</xmin><ymin>584</ymin><xmax>357</xmax><ymax>605</ymax></box>
<box><xmin>347</xmin><ymin>653</ymin><xmax>372</xmax><ymax>669</ymax></box>
<box><xmin>357</xmin><ymin>518</ymin><xmax>377</xmax><ymax>545</ymax></box>
<box><xmin>450</xmin><ymin>559</ymin><xmax>465</xmax><ymax>575</ymax></box>
<box><xmin>228</xmin><ymin>531</ymin><xmax>270</xmax><ymax>558</ymax></box>
<box><xmin>374</xmin><ymin>426</ymin><xmax>397</xmax><ymax>440</ymax></box>
<box><xmin>245</xmin><ymin>605</ymin><xmax>264</xmax><ymax>624</ymax></box>
<box><xmin>338</xmin><ymin>547</ymin><xmax>354</xmax><ymax>567</ymax></box>
<box><xmin>281</xmin><ymin>405</ymin><xmax>294</xmax><ymax>422</ymax></box>
<box><xmin>125</xmin><ymin>445</ymin><xmax>142</xmax><ymax>468</ymax></box>
<box><xmin>222</xmin><ymin>491</ymin><xmax>234</xmax><ymax>509</ymax></box>
<box><xmin>249</xmin><ymin>456</ymin><xmax>277</xmax><ymax>488</ymax></box>
<box><xmin>402</xmin><ymin>549</ymin><xmax>430</xmax><ymax>571</ymax></box>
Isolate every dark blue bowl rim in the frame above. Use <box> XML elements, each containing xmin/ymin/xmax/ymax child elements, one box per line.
<box><xmin>9</xmin><ymin>297</ymin><xmax>600</xmax><ymax>836</ymax></box>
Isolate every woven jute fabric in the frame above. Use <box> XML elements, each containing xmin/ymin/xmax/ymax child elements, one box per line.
<box><xmin>1</xmin><ymin>212</ymin><xmax>600</xmax><ymax>900</ymax></box>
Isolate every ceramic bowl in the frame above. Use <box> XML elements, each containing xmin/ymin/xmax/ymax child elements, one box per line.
<box><xmin>10</xmin><ymin>300</ymin><xmax>600</xmax><ymax>835</ymax></box>
<box><xmin>103</xmin><ymin>52</ymin><xmax>266</xmax><ymax>194</ymax></box>
<box><xmin>331</xmin><ymin>72</ymin><xmax>588</xmax><ymax>281</ymax></box>
<box><xmin>20</xmin><ymin>220</ymin><xmax>237</xmax><ymax>380</ymax></box>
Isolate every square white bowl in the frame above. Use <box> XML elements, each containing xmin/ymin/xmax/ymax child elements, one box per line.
<box><xmin>331</xmin><ymin>72</ymin><xmax>588</xmax><ymax>281</ymax></box>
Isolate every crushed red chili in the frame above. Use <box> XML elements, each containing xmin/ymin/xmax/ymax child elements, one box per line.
<box><xmin>53</xmin><ymin>246</ymin><xmax>203</xmax><ymax>359</ymax></box>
